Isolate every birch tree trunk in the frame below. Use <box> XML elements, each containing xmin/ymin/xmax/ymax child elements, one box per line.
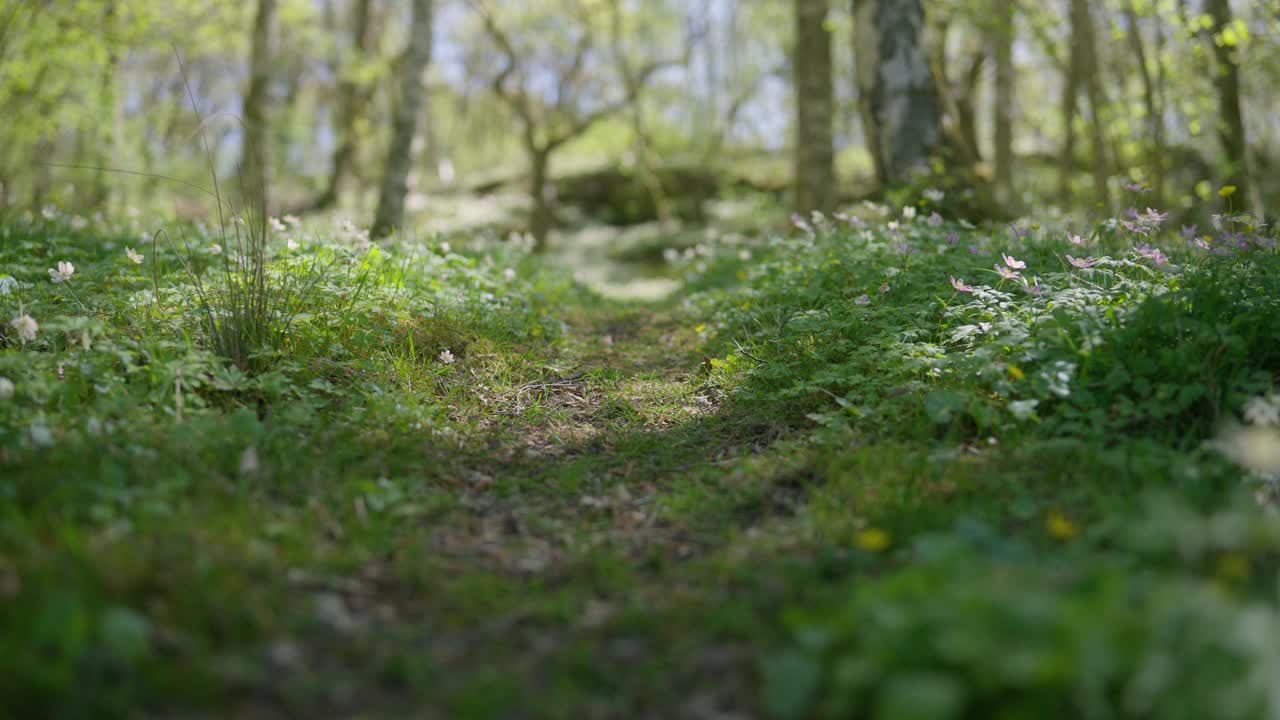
<box><xmin>853</xmin><ymin>0</ymin><xmax>943</xmax><ymax>186</ymax></box>
<box><xmin>793</xmin><ymin>0</ymin><xmax>835</xmax><ymax>214</ymax></box>
<box><xmin>241</xmin><ymin>0</ymin><xmax>277</xmax><ymax>216</ymax></box>
<box><xmin>372</xmin><ymin>0</ymin><xmax>434</xmax><ymax>239</ymax></box>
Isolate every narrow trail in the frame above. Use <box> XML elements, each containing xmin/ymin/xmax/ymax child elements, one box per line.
<box><xmin>229</xmin><ymin>270</ymin><xmax>801</xmax><ymax>720</ymax></box>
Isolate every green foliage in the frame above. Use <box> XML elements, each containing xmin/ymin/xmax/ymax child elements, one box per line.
<box><xmin>3</xmin><ymin>198</ymin><xmax>1280</xmax><ymax>719</ymax></box>
<box><xmin>764</xmin><ymin>499</ymin><xmax>1280</xmax><ymax>720</ymax></box>
<box><xmin>690</xmin><ymin>205</ymin><xmax>1279</xmax><ymax>449</ymax></box>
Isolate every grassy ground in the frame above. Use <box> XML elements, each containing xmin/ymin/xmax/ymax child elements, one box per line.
<box><xmin>3</xmin><ymin>202</ymin><xmax>1280</xmax><ymax>719</ymax></box>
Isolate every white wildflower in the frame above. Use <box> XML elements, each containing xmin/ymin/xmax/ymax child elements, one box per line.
<box><xmin>268</xmin><ymin>217</ymin><xmax>287</xmax><ymax>233</ymax></box>
<box><xmin>903</xmin><ymin>206</ymin><xmax>917</xmax><ymax>220</ymax></box>
<box><xmin>440</xmin><ymin>242</ymin><xmax>452</xmax><ymax>254</ymax></box>
<box><xmin>286</xmin><ymin>238</ymin><xmax>300</xmax><ymax>251</ymax></box>
<box><xmin>125</xmin><ymin>247</ymin><xmax>144</xmax><ymax>264</ymax></box>
<box><xmin>0</xmin><ymin>377</ymin><xmax>13</xmax><ymax>400</ymax></box>
<box><xmin>1243</xmin><ymin>396</ymin><xmax>1280</xmax><ymax>427</ymax></box>
<box><xmin>239</xmin><ymin>446</ymin><xmax>260</xmax><ymax>476</ymax></box>
<box><xmin>738</xmin><ymin>249</ymin><xmax>753</xmax><ymax>262</ymax></box>
<box><xmin>923</xmin><ymin>188</ymin><xmax>945</xmax><ymax>203</ymax></box>
<box><xmin>0</xmin><ymin>276</ymin><xmax>17</xmax><ymax>295</ymax></box>
<box><xmin>438</xmin><ymin>349</ymin><xmax>455</xmax><ymax>365</ymax></box>
<box><xmin>1009</xmin><ymin>399</ymin><xmax>1040</xmax><ymax>420</ymax></box>
<box><xmin>48</xmin><ymin>261</ymin><xmax>75</xmax><ymax>283</ymax></box>
<box><xmin>503</xmin><ymin>268</ymin><xmax>517</xmax><ymax>282</ymax></box>
<box><xmin>30</xmin><ymin>422</ymin><xmax>55</xmax><ymax>448</ymax></box>
<box><xmin>210</xmin><ymin>243</ymin><xmax>223</xmax><ymax>255</ymax></box>
<box><xmin>10</xmin><ymin>314</ymin><xmax>38</xmax><ymax>342</ymax></box>
<box><xmin>1212</xmin><ymin>423</ymin><xmax>1280</xmax><ymax>477</ymax></box>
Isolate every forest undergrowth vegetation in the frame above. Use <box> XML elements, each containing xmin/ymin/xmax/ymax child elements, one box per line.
<box><xmin>3</xmin><ymin>184</ymin><xmax>1280</xmax><ymax>718</ymax></box>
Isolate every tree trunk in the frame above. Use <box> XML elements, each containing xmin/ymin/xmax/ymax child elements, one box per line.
<box><xmin>91</xmin><ymin>0</ymin><xmax>118</xmax><ymax>212</ymax></box>
<box><xmin>1060</xmin><ymin>0</ymin><xmax>1109</xmax><ymax>212</ymax></box>
<box><xmin>528</xmin><ymin>146</ymin><xmax>553</xmax><ymax>251</ymax></box>
<box><xmin>992</xmin><ymin>0</ymin><xmax>1015</xmax><ymax>209</ymax></box>
<box><xmin>1123</xmin><ymin>0</ymin><xmax>1163</xmax><ymax>207</ymax></box>
<box><xmin>1204</xmin><ymin>0</ymin><xmax>1256</xmax><ymax>213</ymax></box>
<box><xmin>926</xmin><ymin>16</ymin><xmax>982</xmax><ymax>170</ymax></box>
<box><xmin>241</xmin><ymin>0</ymin><xmax>277</xmax><ymax>217</ymax></box>
<box><xmin>854</xmin><ymin>0</ymin><xmax>943</xmax><ymax>186</ymax></box>
<box><xmin>793</xmin><ymin>0</ymin><xmax>835</xmax><ymax>214</ymax></box>
<box><xmin>372</xmin><ymin>0</ymin><xmax>434</xmax><ymax>239</ymax></box>
<box><xmin>955</xmin><ymin>49</ymin><xmax>986</xmax><ymax>167</ymax></box>
<box><xmin>1080</xmin><ymin>0</ymin><xmax>1111</xmax><ymax>214</ymax></box>
<box><xmin>313</xmin><ymin>0</ymin><xmax>374</xmax><ymax>212</ymax></box>
<box><xmin>1058</xmin><ymin>3</ymin><xmax>1081</xmax><ymax>207</ymax></box>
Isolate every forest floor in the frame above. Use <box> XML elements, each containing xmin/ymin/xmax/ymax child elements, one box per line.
<box><xmin>4</xmin><ymin>208</ymin><xmax>1280</xmax><ymax>719</ymax></box>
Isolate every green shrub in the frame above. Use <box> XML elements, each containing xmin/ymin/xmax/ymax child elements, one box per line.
<box><xmin>763</xmin><ymin>499</ymin><xmax>1280</xmax><ymax>720</ymax></box>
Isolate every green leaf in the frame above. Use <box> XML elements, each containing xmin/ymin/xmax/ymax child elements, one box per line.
<box><xmin>762</xmin><ymin>650</ymin><xmax>823</xmax><ymax>720</ymax></box>
<box><xmin>924</xmin><ymin>391</ymin><xmax>965</xmax><ymax>424</ymax></box>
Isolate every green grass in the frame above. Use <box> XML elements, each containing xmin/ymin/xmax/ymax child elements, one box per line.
<box><xmin>2</xmin><ymin>203</ymin><xmax>1279</xmax><ymax>719</ymax></box>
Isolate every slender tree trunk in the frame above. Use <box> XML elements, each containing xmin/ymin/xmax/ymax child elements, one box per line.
<box><xmin>1061</xmin><ymin>0</ymin><xmax>1109</xmax><ymax>212</ymax></box>
<box><xmin>1204</xmin><ymin>0</ymin><xmax>1256</xmax><ymax>213</ymax></box>
<box><xmin>610</xmin><ymin>0</ymin><xmax>673</xmax><ymax>226</ymax></box>
<box><xmin>794</xmin><ymin>0</ymin><xmax>835</xmax><ymax>214</ymax></box>
<box><xmin>955</xmin><ymin>49</ymin><xmax>985</xmax><ymax>166</ymax></box>
<box><xmin>1124</xmin><ymin>0</ymin><xmax>1163</xmax><ymax>207</ymax></box>
<box><xmin>372</xmin><ymin>0</ymin><xmax>434</xmax><ymax>239</ymax></box>
<box><xmin>992</xmin><ymin>0</ymin><xmax>1015</xmax><ymax>209</ymax></box>
<box><xmin>1058</xmin><ymin>8</ymin><xmax>1081</xmax><ymax>207</ymax></box>
<box><xmin>241</xmin><ymin>0</ymin><xmax>277</xmax><ymax>216</ymax></box>
<box><xmin>91</xmin><ymin>0</ymin><xmax>118</xmax><ymax>212</ymax></box>
<box><xmin>1083</xmin><ymin>56</ymin><xmax>1112</xmax><ymax>212</ymax></box>
<box><xmin>853</xmin><ymin>0</ymin><xmax>943</xmax><ymax>186</ymax></box>
<box><xmin>314</xmin><ymin>0</ymin><xmax>374</xmax><ymax>211</ymax></box>
<box><xmin>528</xmin><ymin>145</ymin><xmax>553</xmax><ymax>251</ymax></box>
<box><xmin>926</xmin><ymin>16</ymin><xmax>982</xmax><ymax>170</ymax></box>
<box><xmin>1153</xmin><ymin>8</ymin><xmax>1168</xmax><ymax>205</ymax></box>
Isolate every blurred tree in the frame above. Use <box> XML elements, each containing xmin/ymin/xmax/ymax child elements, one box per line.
<box><xmin>372</xmin><ymin>0</ymin><xmax>434</xmax><ymax>239</ymax></box>
<box><xmin>1122</xmin><ymin>0</ymin><xmax>1164</xmax><ymax>207</ymax></box>
<box><xmin>466</xmin><ymin>0</ymin><xmax>685</xmax><ymax>250</ymax></box>
<box><xmin>926</xmin><ymin>6</ymin><xmax>985</xmax><ymax>170</ymax></box>
<box><xmin>1203</xmin><ymin>0</ymin><xmax>1256</xmax><ymax>213</ymax></box>
<box><xmin>312</xmin><ymin>0</ymin><xmax>377</xmax><ymax>212</ymax></box>
<box><xmin>853</xmin><ymin>0</ymin><xmax>943</xmax><ymax>186</ymax></box>
<box><xmin>793</xmin><ymin>0</ymin><xmax>835</xmax><ymax>214</ymax></box>
<box><xmin>991</xmin><ymin>0</ymin><xmax>1014</xmax><ymax>209</ymax></box>
<box><xmin>242</xmin><ymin>0</ymin><xmax>278</xmax><ymax>215</ymax></box>
<box><xmin>607</xmin><ymin>0</ymin><xmax>702</xmax><ymax>227</ymax></box>
<box><xmin>1059</xmin><ymin>0</ymin><xmax>1111</xmax><ymax>213</ymax></box>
